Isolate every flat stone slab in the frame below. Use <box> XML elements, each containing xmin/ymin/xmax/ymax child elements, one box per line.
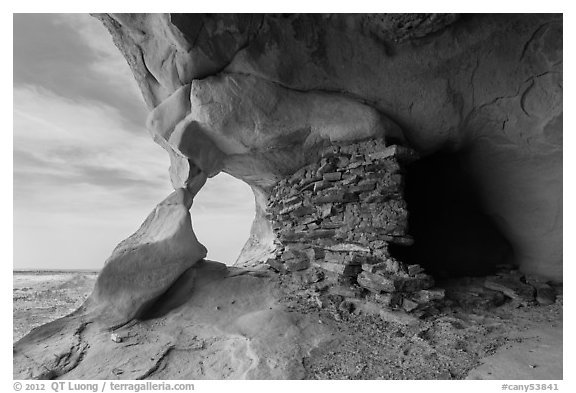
<box><xmin>484</xmin><ymin>275</ymin><xmax>536</xmax><ymax>303</ymax></box>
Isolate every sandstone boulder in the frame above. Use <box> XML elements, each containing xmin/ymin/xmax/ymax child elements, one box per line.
<box><xmin>88</xmin><ymin>188</ymin><xmax>207</xmax><ymax>324</ymax></box>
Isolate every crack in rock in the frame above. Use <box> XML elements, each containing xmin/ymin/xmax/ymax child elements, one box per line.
<box><xmin>135</xmin><ymin>344</ymin><xmax>175</xmax><ymax>380</ymax></box>
<box><xmin>35</xmin><ymin>321</ymin><xmax>91</xmax><ymax>380</ymax></box>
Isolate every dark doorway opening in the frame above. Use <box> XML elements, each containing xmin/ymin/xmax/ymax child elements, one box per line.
<box><xmin>389</xmin><ymin>149</ymin><xmax>514</xmax><ymax>279</ymax></box>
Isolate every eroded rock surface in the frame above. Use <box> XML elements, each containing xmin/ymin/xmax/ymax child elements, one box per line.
<box><xmin>13</xmin><ymin>260</ymin><xmax>563</xmax><ymax>380</ymax></box>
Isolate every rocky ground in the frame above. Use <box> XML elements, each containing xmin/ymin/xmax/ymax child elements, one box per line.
<box><xmin>280</xmin><ymin>273</ymin><xmax>563</xmax><ymax>380</ymax></box>
<box><xmin>13</xmin><ymin>263</ymin><xmax>562</xmax><ymax>380</ymax></box>
<box><xmin>13</xmin><ymin>271</ymin><xmax>98</xmax><ymax>342</ymax></box>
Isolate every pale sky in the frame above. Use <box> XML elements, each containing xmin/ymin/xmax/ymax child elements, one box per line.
<box><xmin>13</xmin><ymin>13</ymin><xmax>255</xmax><ymax>270</ymax></box>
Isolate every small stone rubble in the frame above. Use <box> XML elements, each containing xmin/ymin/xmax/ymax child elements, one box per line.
<box><xmin>484</xmin><ymin>265</ymin><xmax>558</xmax><ymax>306</ymax></box>
<box><xmin>265</xmin><ymin>139</ymin><xmax>445</xmax><ymax>313</ymax></box>
<box><xmin>442</xmin><ymin>265</ymin><xmax>560</xmax><ymax>310</ymax></box>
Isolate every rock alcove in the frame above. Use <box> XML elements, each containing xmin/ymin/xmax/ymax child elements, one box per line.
<box><xmin>13</xmin><ymin>13</ymin><xmax>562</xmax><ymax>380</ymax></box>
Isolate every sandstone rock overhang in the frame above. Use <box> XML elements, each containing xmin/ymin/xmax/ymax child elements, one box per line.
<box><xmin>83</xmin><ymin>12</ymin><xmax>561</xmax><ymax>322</ymax></box>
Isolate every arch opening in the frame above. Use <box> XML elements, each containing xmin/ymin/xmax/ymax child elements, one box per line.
<box><xmin>190</xmin><ymin>172</ymin><xmax>256</xmax><ymax>265</ymax></box>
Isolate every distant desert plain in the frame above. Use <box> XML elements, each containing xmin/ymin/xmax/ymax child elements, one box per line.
<box><xmin>13</xmin><ymin>270</ymin><xmax>98</xmax><ymax>342</ymax></box>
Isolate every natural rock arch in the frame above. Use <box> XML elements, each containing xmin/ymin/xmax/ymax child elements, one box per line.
<box><xmin>81</xmin><ymin>13</ymin><xmax>563</xmax><ymax>322</ymax></box>
<box><xmin>97</xmin><ymin>14</ymin><xmax>560</xmax><ymax>273</ymax></box>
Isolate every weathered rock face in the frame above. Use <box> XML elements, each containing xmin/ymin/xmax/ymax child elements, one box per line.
<box><xmin>88</xmin><ymin>188</ymin><xmax>207</xmax><ymax>324</ymax></box>
<box><xmin>146</xmin><ymin>73</ymin><xmax>402</xmax><ymax>188</ymax></box>
<box><xmin>92</xmin><ymin>13</ymin><xmax>562</xmax><ymax>289</ymax></box>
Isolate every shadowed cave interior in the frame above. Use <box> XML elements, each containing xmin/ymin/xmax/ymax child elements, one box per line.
<box><xmin>389</xmin><ymin>149</ymin><xmax>514</xmax><ymax>279</ymax></box>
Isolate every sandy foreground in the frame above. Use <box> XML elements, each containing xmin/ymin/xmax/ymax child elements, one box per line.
<box><xmin>13</xmin><ymin>265</ymin><xmax>562</xmax><ymax>380</ymax></box>
<box><xmin>13</xmin><ymin>270</ymin><xmax>99</xmax><ymax>342</ymax></box>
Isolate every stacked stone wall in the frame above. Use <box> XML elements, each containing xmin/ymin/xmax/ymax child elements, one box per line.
<box><xmin>266</xmin><ymin>139</ymin><xmax>445</xmax><ymax>313</ymax></box>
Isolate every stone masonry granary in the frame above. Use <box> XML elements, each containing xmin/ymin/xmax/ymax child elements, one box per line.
<box><xmin>266</xmin><ymin>139</ymin><xmax>444</xmax><ymax>313</ymax></box>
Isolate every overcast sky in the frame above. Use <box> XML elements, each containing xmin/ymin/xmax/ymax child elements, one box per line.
<box><xmin>13</xmin><ymin>13</ymin><xmax>255</xmax><ymax>270</ymax></box>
